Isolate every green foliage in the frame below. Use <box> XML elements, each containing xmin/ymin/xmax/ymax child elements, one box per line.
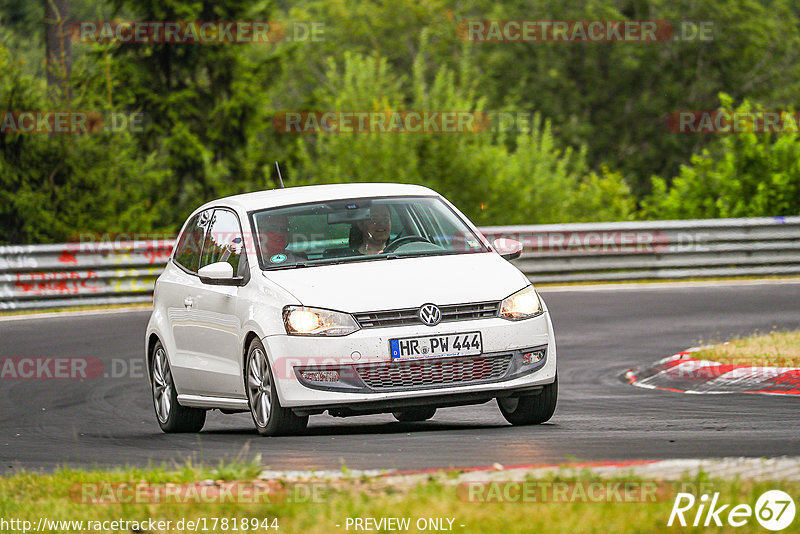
<box><xmin>457</xmin><ymin>0</ymin><xmax>800</xmax><ymax>195</ymax></box>
<box><xmin>569</xmin><ymin>167</ymin><xmax>637</xmax><ymax>223</ymax></box>
<box><xmin>0</xmin><ymin>45</ymin><xmax>170</xmax><ymax>243</ymax></box>
<box><xmin>2</xmin><ymin>0</ymin><xmax>800</xmax><ymax>244</ymax></box>
<box><xmin>102</xmin><ymin>0</ymin><xmax>285</xmax><ymax>216</ymax></box>
<box><xmin>287</xmin><ymin>42</ymin><xmax>634</xmax><ymax>225</ymax></box>
<box><xmin>643</xmin><ymin>95</ymin><xmax>800</xmax><ymax>219</ymax></box>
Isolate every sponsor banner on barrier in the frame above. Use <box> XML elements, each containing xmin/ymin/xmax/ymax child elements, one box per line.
<box><xmin>1</xmin><ymin>270</ymin><xmax>159</xmax><ymax>298</ymax></box>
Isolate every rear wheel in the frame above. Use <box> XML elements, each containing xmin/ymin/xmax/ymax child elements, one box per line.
<box><xmin>245</xmin><ymin>338</ymin><xmax>308</xmax><ymax>436</ymax></box>
<box><xmin>392</xmin><ymin>406</ymin><xmax>437</xmax><ymax>422</ymax></box>
<box><xmin>150</xmin><ymin>342</ymin><xmax>206</xmax><ymax>433</ymax></box>
<box><xmin>497</xmin><ymin>376</ymin><xmax>558</xmax><ymax>425</ymax></box>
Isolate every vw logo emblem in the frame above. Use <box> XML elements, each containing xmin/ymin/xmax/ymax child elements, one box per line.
<box><xmin>418</xmin><ymin>304</ymin><xmax>442</xmax><ymax>326</ymax></box>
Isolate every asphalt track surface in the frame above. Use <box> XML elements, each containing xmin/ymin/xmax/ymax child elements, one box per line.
<box><xmin>2</xmin><ymin>281</ymin><xmax>799</xmax><ymax>473</ymax></box>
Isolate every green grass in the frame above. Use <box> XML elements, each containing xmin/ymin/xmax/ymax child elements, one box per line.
<box><xmin>693</xmin><ymin>330</ymin><xmax>800</xmax><ymax>368</ymax></box>
<box><xmin>2</xmin><ymin>462</ymin><xmax>798</xmax><ymax>533</ymax></box>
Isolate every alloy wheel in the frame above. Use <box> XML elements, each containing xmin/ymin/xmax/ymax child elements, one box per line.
<box><xmin>152</xmin><ymin>347</ymin><xmax>172</xmax><ymax>424</ymax></box>
<box><xmin>247</xmin><ymin>347</ymin><xmax>271</xmax><ymax>427</ymax></box>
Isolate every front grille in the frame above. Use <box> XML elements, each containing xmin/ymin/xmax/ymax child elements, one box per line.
<box><xmin>354</xmin><ymin>353</ymin><xmax>513</xmax><ymax>391</ymax></box>
<box><xmin>354</xmin><ymin>301</ymin><xmax>500</xmax><ymax>329</ymax></box>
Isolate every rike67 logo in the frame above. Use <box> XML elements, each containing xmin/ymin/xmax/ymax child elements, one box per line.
<box><xmin>668</xmin><ymin>490</ymin><xmax>795</xmax><ymax>531</ymax></box>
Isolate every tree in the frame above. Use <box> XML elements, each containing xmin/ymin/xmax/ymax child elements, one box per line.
<box><xmin>284</xmin><ymin>40</ymin><xmax>634</xmax><ymax>225</ymax></box>
<box><xmin>455</xmin><ymin>0</ymin><xmax>800</xmax><ymax>194</ymax></box>
<box><xmin>643</xmin><ymin>95</ymin><xmax>800</xmax><ymax>219</ymax></box>
<box><xmin>43</xmin><ymin>0</ymin><xmax>72</xmax><ymax>100</ymax></box>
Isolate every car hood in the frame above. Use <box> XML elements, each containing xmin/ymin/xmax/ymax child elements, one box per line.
<box><xmin>263</xmin><ymin>252</ymin><xmax>530</xmax><ymax>312</ymax></box>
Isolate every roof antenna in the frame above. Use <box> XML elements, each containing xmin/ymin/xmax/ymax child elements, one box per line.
<box><xmin>274</xmin><ymin>161</ymin><xmax>286</xmax><ymax>188</ymax></box>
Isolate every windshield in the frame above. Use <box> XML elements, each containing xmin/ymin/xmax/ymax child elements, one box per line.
<box><xmin>250</xmin><ymin>195</ymin><xmax>488</xmax><ymax>269</ymax></box>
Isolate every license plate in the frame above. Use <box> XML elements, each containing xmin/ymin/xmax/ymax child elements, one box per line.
<box><xmin>389</xmin><ymin>331</ymin><xmax>482</xmax><ymax>361</ymax></box>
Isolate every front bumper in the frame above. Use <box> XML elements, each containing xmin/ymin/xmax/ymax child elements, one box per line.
<box><xmin>262</xmin><ymin>312</ymin><xmax>557</xmax><ymax>408</ymax></box>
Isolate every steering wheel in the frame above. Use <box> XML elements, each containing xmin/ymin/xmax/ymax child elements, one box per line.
<box><xmin>383</xmin><ymin>235</ymin><xmax>431</xmax><ymax>253</ymax></box>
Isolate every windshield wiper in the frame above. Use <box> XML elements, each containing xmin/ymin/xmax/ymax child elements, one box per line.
<box><xmin>316</xmin><ymin>255</ymin><xmax>398</xmax><ymax>265</ymax></box>
<box><xmin>267</xmin><ymin>253</ymin><xmax>405</xmax><ymax>269</ymax></box>
<box><xmin>389</xmin><ymin>251</ymin><xmax>453</xmax><ymax>259</ymax></box>
<box><xmin>268</xmin><ymin>261</ymin><xmax>309</xmax><ymax>269</ymax></box>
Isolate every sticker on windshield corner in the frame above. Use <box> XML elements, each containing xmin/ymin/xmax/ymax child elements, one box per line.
<box><xmin>466</xmin><ymin>239</ymin><xmax>480</xmax><ymax>248</ymax></box>
<box><xmin>269</xmin><ymin>254</ymin><xmax>287</xmax><ymax>264</ymax></box>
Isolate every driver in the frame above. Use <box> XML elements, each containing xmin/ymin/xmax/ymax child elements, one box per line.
<box><xmin>354</xmin><ymin>204</ymin><xmax>392</xmax><ymax>255</ymax></box>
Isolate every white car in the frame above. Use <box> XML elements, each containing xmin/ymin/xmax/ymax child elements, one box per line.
<box><xmin>145</xmin><ymin>183</ymin><xmax>557</xmax><ymax>435</ymax></box>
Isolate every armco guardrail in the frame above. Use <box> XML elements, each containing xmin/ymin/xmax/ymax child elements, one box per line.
<box><xmin>481</xmin><ymin>216</ymin><xmax>800</xmax><ymax>283</ymax></box>
<box><xmin>1</xmin><ymin>217</ymin><xmax>799</xmax><ymax>310</ymax></box>
<box><xmin>0</xmin><ymin>241</ymin><xmax>172</xmax><ymax>310</ymax></box>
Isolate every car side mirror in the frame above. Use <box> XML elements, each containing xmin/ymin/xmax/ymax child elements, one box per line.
<box><xmin>492</xmin><ymin>238</ymin><xmax>523</xmax><ymax>261</ymax></box>
<box><xmin>198</xmin><ymin>261</ymin><xmax>245</xmax><ymax>286</ymax></box>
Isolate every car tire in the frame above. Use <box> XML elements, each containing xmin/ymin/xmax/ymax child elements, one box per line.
<box><xmin>497</xmin><ymin>376</ymin><xmax>558</xmax><ymax>426</ymax></box>
<box><xmin>150</xmin><ymin>341</ymin><xmax>206</xmax><ymax>433</ymax></box>
<box><xmin>392</xmin><ymin>407</ymin><xmax>437</xmax><ymax>422</ymax></box>
<box><xmin>245</xmin><ymin>338</ymin><xmax>308</xmax><ymax>437</ymax></box>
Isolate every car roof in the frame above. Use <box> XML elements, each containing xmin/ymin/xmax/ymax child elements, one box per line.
<box><xmin>197</xmin><ymin>183</ymin><xmax>439</xmax><ymax>213</ymax></box>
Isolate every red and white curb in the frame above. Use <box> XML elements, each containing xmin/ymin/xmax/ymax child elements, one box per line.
<box><xmin>625</xmin><ymin>347</ymin><xmax>800</xmax><ymax>395</ymax></box>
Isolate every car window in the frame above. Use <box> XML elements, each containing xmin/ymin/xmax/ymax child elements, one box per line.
<box><xmin>412</xmin><ymin>202</ymin><xmax>460</xmax><ymax>249</ymax></box>
<box><xmin>173</xmin><ymin>210</ymin><xmax>212</xmax><ymax>272</ymax></box>
<box><xmin>287</xmin><ymin>213</ymin><xmax>351</xmax><ymax>253</ymax></box>
<box><xmin>251</xmin><ymin>196</ymin><xmax>487</xmax><ymax>269</ymax></box>
<box><xmin>199</xmin><ymin>209</ymin><xmax>244</xmax><ymax>274</ymax></box>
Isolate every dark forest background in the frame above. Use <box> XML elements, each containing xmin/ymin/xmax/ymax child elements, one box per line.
<box><xmin>2</xmin><ymin>0</ymin><xmax>799</xmax><ymax>243</ymax></box>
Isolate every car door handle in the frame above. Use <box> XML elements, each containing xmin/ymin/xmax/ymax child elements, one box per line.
<box><xmin>184</xmin><ymin>296</ymin><xmax>194</xmax><ymax>308</ymax></box>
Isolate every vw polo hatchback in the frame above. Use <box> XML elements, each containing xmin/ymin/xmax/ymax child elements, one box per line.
<box><xmin>145</xmin><ymin>183</ymin><xmax>557</xmax><ymax>435</ymax></box>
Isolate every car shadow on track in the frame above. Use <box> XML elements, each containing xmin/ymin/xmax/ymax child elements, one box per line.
<box><xmin>198</xmin><ymin>420</ymin><xmax>560</xmax><ymax>438</ymax></box>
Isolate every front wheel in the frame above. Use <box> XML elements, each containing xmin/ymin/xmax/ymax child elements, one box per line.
<box><xmin>150</xmin><ymin>341</ymin><xmax>206</xmax><ymax>433</ymax></box>
<box><xmin>245</xmin><ymin>338</ymin><xmax>308</xmax><ymax>436</ymax></box>
<box><xmin>497</xmin><ymin>376</ymin><xmax>558</xmax><ymax>425</ymax></box>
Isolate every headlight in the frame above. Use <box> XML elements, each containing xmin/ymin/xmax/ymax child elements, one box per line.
<box><xmin>499</xmin><ymin>285</ymin><xmax>543</xmax><ymax>320</ymax></box>
<box><xmin>283</xmin><ymin>306</ymin><xmax>360</xmax><ymax>336</ymax></box>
